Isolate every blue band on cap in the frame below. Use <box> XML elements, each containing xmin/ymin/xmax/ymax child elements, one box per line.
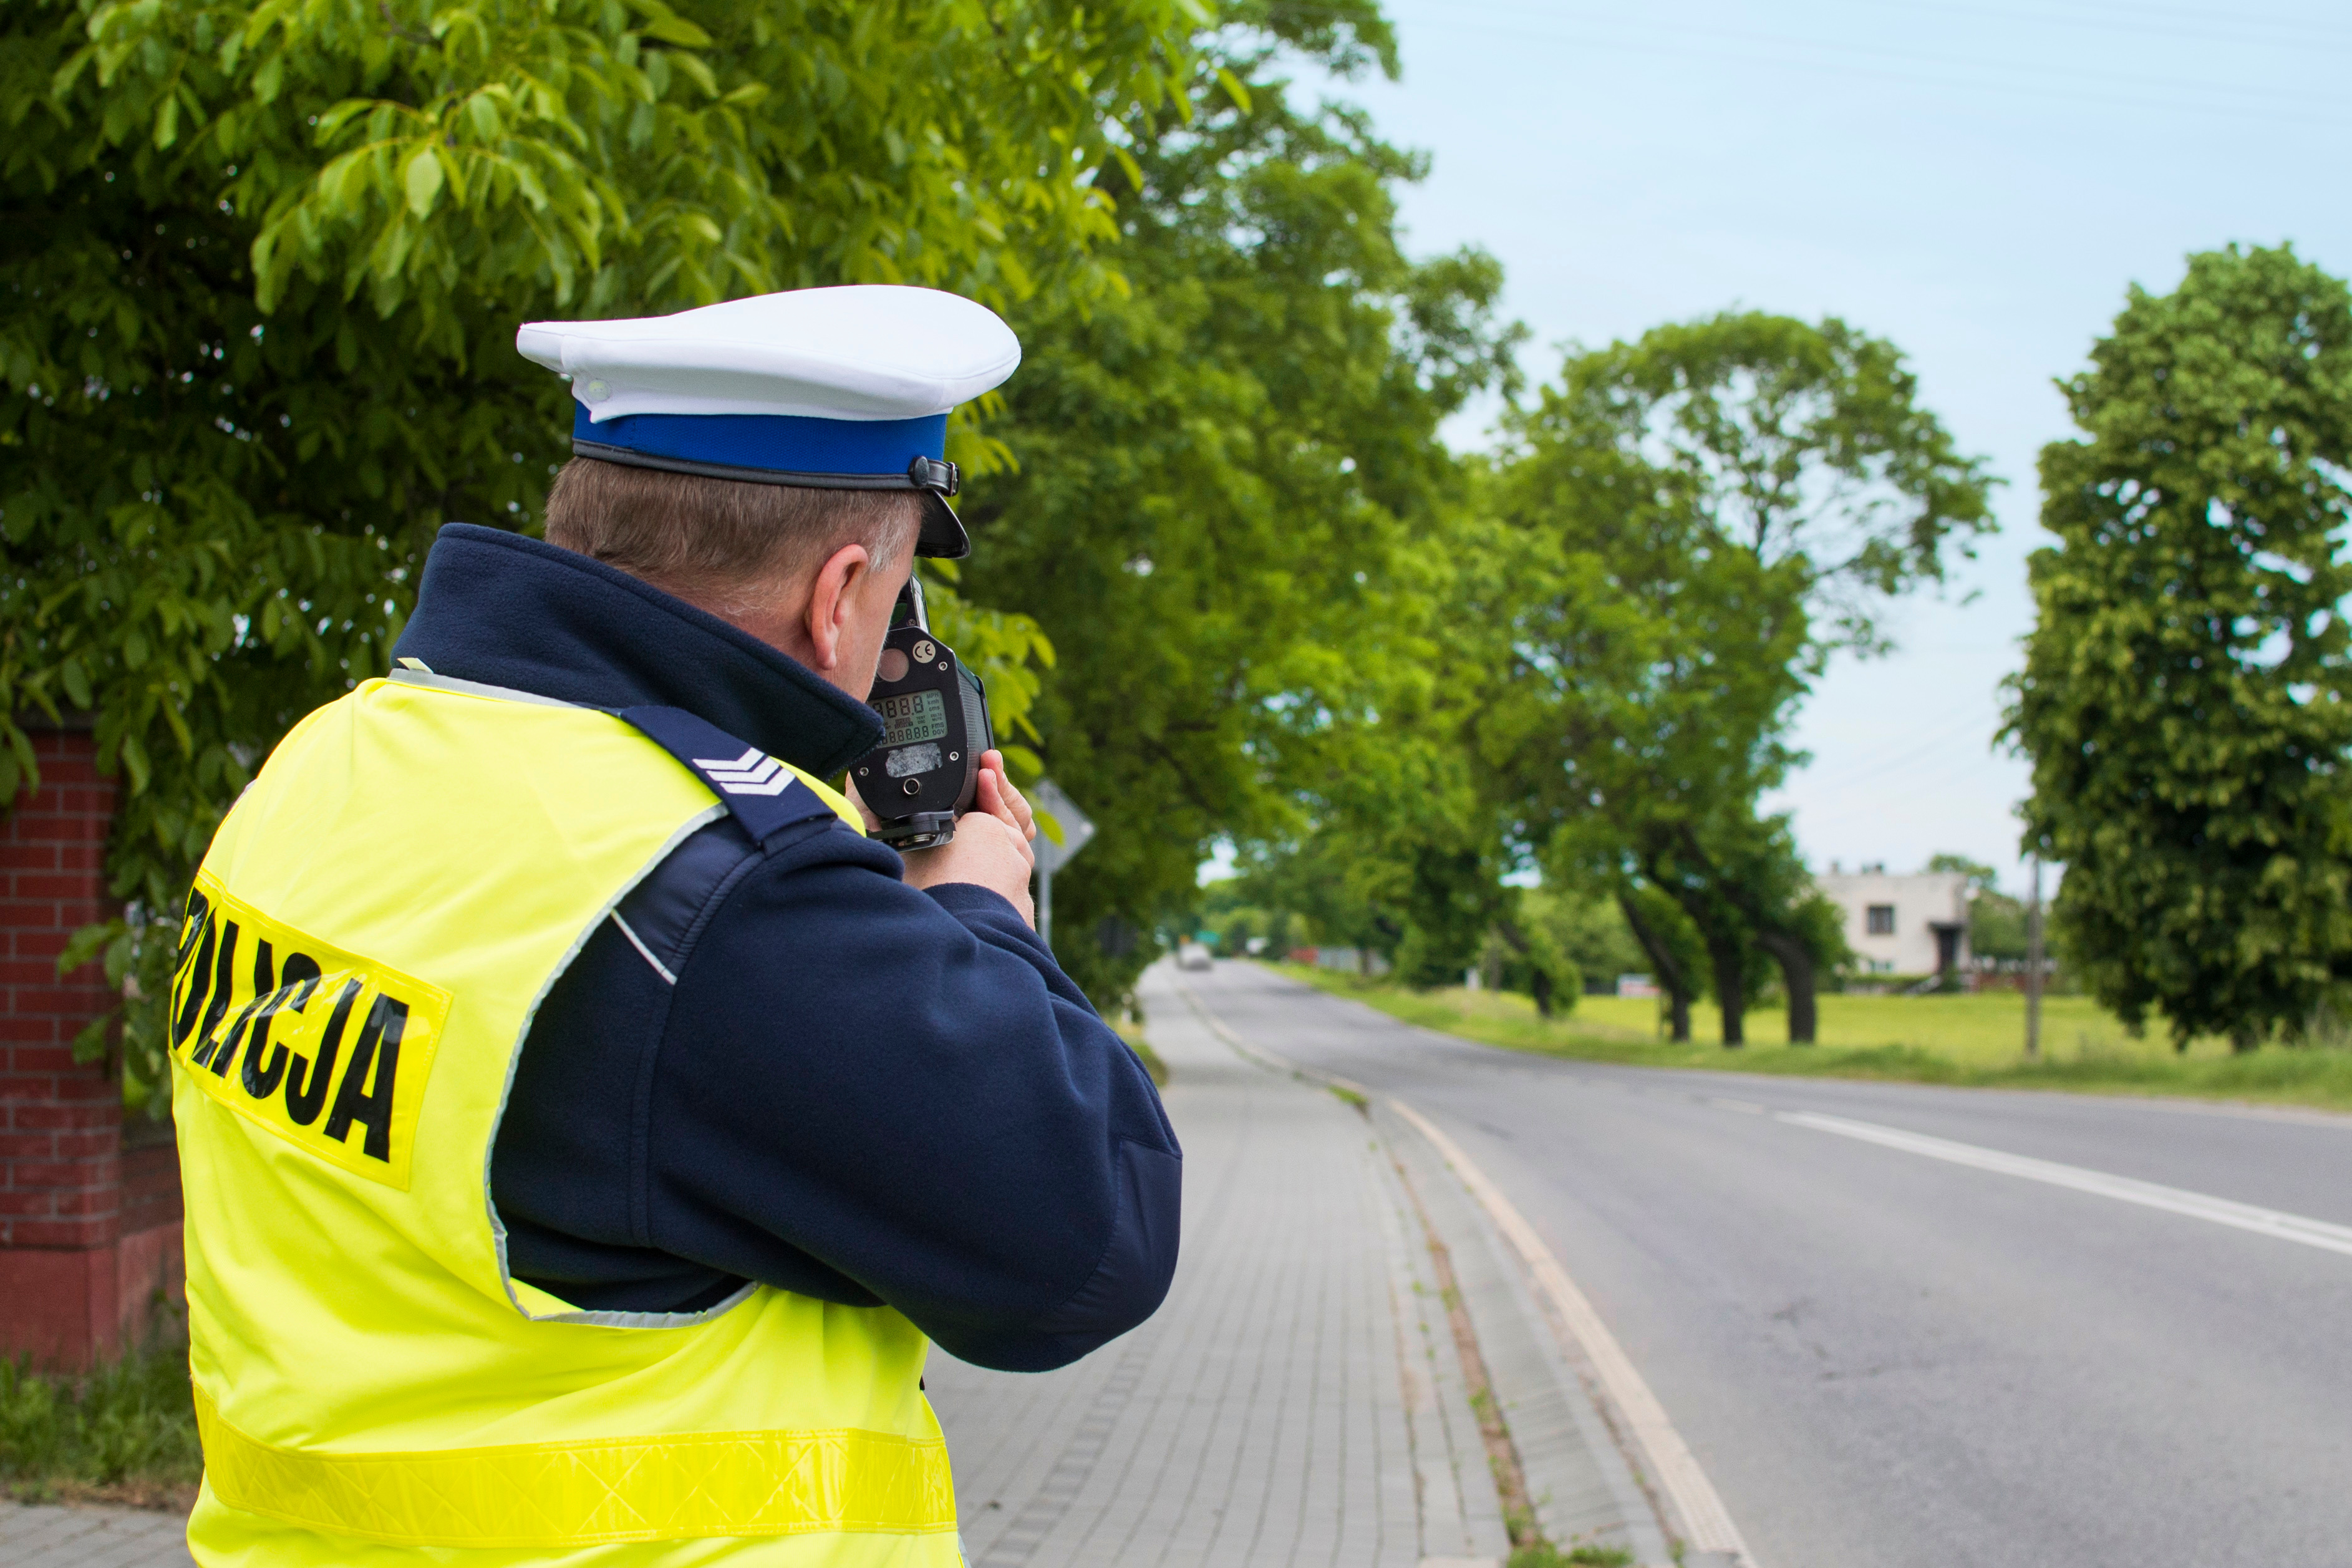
<box><xmin>572</xmin><ymin>404</ymin><xmax>947</xmax><ymax>476</ymax></box>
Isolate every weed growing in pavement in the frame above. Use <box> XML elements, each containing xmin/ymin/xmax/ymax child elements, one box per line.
<box><xmin>1509</xmin><ymin>1542</ymin><xmax>1635</xmax><ymax>1567</ymax></box>
<box><xmin>0</xmin><ymin>1343</ymin><xmax>201</xmax><ymax>1507</ymax></box>
<box><xmin>1395</xmin><ymin>1154</ymin><xmax>1621</xmax><ymax>1568</ymax></box>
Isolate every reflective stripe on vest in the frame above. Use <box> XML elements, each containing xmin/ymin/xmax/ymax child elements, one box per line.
<box><xmin>172</xmin><ymin>677</ymin><xmax>959</xmax><ymax>1563</ymax></box>
<box><xmin>193</xmin><ymin>1387</ymin><xmax>954</xmax><ymax>1547</ymax></box>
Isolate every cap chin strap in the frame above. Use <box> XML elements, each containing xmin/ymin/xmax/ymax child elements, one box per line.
<box><xmin>569</xmin><ymin>443</ymin><xmax>971</xmax><ymax>559</ymax></box>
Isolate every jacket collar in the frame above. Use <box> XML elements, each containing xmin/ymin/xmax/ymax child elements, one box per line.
<box><xmin>389</xmin><ymin>524</ymin><xmax>884</xmax><ymax>778</ymax></box>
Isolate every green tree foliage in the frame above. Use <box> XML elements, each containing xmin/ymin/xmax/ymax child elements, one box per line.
<box><xmin>1194</xmin><ymin>880</ymin><xmax>1298</xmax><ymax>960</ymax></box>
<box><xmin>1926</xmin><ymin>851</ymin><xmax>2027</xmax><ymax>964</ymax></box>
<box><xmin>1562</xmin><ymin>312</ymin><xmax>1999</xmax><ymax>654</ymax></box>
<box><xmin>1294</xmin><ymin>579</ymin><xmax>1526</xmax><ymax>997</ymax></box>
<box><xmin>1521</xmin><ymin>889</ymin><xmax>1646</xmax><ymax>992</ymax></box>
<box><xmin>959</xmin><ymin>13</ymin><xmax>1521</xmax><ymax>1005</ymax></box>
<box><xmin>1967</xmin><ymin>891</ymin><xmax>2029</xmax><ymax>965</ymax></box>
<box><xmin>2009</xmin><ymin>244</ymin><xmax>2352</xmax><ymax>1050</ymax></box>
<box><xmin>1</xmin><ymin>0</ymin><xmax>1212</xmax><ymax>1100</ymax></box>
<box><xmin>1484</xmin><ymin>456</ymin><xmax>1806</xmax><ymax>1039</ymax></box>
<box><xmin>1216</xmin><ymin>491</ymin><xmax>1537</xmax><ymax>1002</ymax></box>
<box><xmin>1488</xmin><ymin>314</ymin><xmax>1988</xmax><ymax>1042</ymax></box>
<box><xmin>1231</xmin><ymin>831</ymin><xmax>1398</xmax><ymax>957</ymax></box>
<box><xmin>1925</xmin><ymin>851</ymin><xmax>1999</xmax><ymax>893</ymax></box>
<box><xmin>1485</xmin><ymin>887</ymin><xmax>1660</xmax><ymax>1017</ymax></box>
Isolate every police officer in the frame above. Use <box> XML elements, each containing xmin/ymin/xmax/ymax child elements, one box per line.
<box><xmin>167</xmin><ymin>286</ymin><xmax>1182</xmax><ymax>1567</ymax></box>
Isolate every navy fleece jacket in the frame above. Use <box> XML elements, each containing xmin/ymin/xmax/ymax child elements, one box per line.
<box><xmin>389</xmin><ymin>525</ymin><xmax>1180</xmax><ymax>1372</ymax></box>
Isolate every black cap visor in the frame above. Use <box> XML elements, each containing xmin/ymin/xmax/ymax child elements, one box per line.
<box><xmin>571</xmin><ymin>442</ymin><xmax>972</xmax><ymax>559</ymax></box>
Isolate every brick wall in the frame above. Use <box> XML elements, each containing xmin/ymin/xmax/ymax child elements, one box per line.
<box><xmin>0</xmin><ymin>723</ymin><xmax>183</xmax><ymax>1365</ymax></box>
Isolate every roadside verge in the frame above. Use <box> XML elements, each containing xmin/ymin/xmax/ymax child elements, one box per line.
<box><xmin>1272</xmin><ymin>961</ymin><xmax>2352</xmax><ymax>1116</ymax></box>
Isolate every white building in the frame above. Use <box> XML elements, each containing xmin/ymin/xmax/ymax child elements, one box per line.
<box><xmin>1815</xmin><ymin>866</ymin><xmax>1971</xmax><ymax>977</ymax></box>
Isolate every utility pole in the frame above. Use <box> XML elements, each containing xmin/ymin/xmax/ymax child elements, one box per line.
<box><xmin>1027</xmin><ymin>778</ymin><xmax>1095</xmax><ymax>959</ymax></box>
<box><xmin>2025</xmin><ymin>853</ymin><xmax>2044</xmax><ymax>1060</ymax></box>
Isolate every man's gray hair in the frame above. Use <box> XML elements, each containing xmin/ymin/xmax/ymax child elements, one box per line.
<box><xmin>544</xmin><ymin>457</ymin><xmax>921</xmax><ymax>609</ymax></box>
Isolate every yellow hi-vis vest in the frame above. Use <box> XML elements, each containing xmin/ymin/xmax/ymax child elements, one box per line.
<box><xmin>168</xmin><ymin>670</ymin><xmax>962</xmax><ymax>1567</ymax></box>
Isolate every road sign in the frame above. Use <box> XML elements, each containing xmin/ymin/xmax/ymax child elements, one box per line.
<box><xmin>1030</xmin><ymin>778</ymin><xmax>1095</xmax><ymax>877</ymax></box>
<box><xmin>1028</xmin><ymin>778</ymin><xmax>1094</xmax><ymax>952</ymax></box>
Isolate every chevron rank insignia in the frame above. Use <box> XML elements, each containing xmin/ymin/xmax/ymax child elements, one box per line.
<box><xmin>693</xmin><ymin>746</ymin><xmax>794</xmax><ymax>796</ymax></box>
<box><xmin>614</xmin><ymin>705</ymin><xmax>844</xmax><ymax>845</ymax></box>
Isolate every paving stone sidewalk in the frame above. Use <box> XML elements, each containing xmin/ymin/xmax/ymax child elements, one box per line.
<box><xmin>926</xmin><ymin>965</ymin><xmax>1510</xmax><ymax>1568</ymax></box>
<box><xmin>1</xmin><ymin>1499</ymin><xmax>193</xmax><ymax>1568</ymax></box>
<box><xmin>5</xmin><ymin>964</ymin><xmax>1529</xmax><ymax>1568</ymax></box>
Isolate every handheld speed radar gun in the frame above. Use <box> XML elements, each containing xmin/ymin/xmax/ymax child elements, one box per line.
<box><xmin>851</xmin><ymin>577</ymin><xmax>992</xmax><ymax>850</ymax></box>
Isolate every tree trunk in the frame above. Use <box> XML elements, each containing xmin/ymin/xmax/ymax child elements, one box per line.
<box><xmin>1665</xmin><ymin>828</ymin><xmax>1812</xmax><ymax>1048</ymax></box>
<box><xmin>1754</xmin><ymin>928</ymin><xmax>1817</xmax><ymax>1044</ymax></box>
<box><xmin>1644</xmin><ymin>859</ymin><xmax>1746</xmax><ymax>1049</ymax></box>
<box><xmin>1706</xmin><ymin>932</ymin><xmax>1747</xmax><ymax>1048</ymax></box>
<box><xmin>1617</xmin><ymin>894</ymin><xmax>1693</xmax><ymax>1042</ymax></box>
<box><xmin>1493</xmin><ymin>917</ymin><xmax>1554</xmax><ymax>1019</ymax></box>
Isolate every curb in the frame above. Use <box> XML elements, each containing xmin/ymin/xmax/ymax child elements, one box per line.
<box><xmin>1363</xmin><ymin>1113</ymin><xmax>1515</xmax><ymax>1566</ymax></box>
<box><xmin>1174</xmin><ymin>981</ymin><xmax>1746</xmax><ymax>1568</ymax></box>
<box><xmin>1377</xmin><ymin>1100</ymin><xmax>1675</xmax><ymax>1567</ymax></box>
<box><xmin>1385</xmin><ymin>1100</ymin><xmax>1753</xmax><ymax>1568</ymax></box>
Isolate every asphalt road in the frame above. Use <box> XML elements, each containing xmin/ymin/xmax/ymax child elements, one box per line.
<box><xmin>1178</xmin><ymin>961</ymin><xmax>2352</xmax><ymax>1568</ymax></box>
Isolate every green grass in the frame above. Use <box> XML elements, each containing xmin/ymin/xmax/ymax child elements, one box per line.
<box><xmin>1509</xmin><ymin>1543</ymin><xmax>1634</xmax><ymax>1567</ymax></box>
<box><xmin>1272</xmin><ymin>962</ymin><xmax>2352</xmax><ymax>1113</ymax></box>
<box><xmin>0</xmin><ymin>1343</ymin><xmax>202</xmax><ymax>1508</ymax></box>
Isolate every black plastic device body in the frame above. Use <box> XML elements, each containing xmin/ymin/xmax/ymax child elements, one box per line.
<box><xmin>851</xmin><ymin>578</ymin><xmax>992</xmax><ymax>850</ymax></box>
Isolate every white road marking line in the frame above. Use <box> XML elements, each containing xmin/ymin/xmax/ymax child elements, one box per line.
<box><xmin>1390</xmin><ymin>1099</ymin><xmax>1759</xmax><ymax>1568</ymax></box>
<box><xmin>1779</xmin><ymin>1110</ymin><xmax>2352</xmax><ymax>1258</ymax></box>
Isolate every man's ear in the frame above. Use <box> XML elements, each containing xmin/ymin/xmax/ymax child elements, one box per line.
<box><xmin>802</xmin><ymin>542</ymin><xmax>873</xmax><ymax>674</ymax></box>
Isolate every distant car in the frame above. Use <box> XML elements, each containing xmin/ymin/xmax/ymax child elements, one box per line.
<box><xmin>1177</xmin><ymin>942</ymin><xmax>1214</xmax><ymax>971</ymax></box>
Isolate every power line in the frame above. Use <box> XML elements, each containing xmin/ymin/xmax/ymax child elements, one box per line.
<box><xmin>1272</xmin><ymin>1</ymin><xmax>2352</xmax><ymax>128</ymax></box>
<box><xmin>1376</xmin><ymin>13</ymin><xmax>2352</xmax><ymax>128</ymax></box>
<box><xmin>1789</xmin><ymin>709</ymin><xmax>2014</xmax><ymax>800</ymax></box>
<box><xmin>1883</xmin><ymin>0</ymin><xmax>2352</xmax><ymax>47</ymax></box>
<box><xmin>1275</xmin><ymin>0</ymin><xmax>2352</xmax><ymax>54</ymax></box>
<box><xmin>1668</xmin><ymin>0</ymin><xmax>2352</xmax><ymax>54</ymax></box>
<box><xmin>1818</xmin><ymin>702</ymin><xmax>1995</xmax><ymax>770</ymax></box>
<box><xmin>1390</xmin><ymin>3</ymin><xmax>2351</xmax><ymax>101</ymax></box>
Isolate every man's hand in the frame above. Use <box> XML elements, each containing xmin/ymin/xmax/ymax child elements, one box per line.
<box><xmin>972</xmin><ymin>751</ymin><xmax>1037</xmax><ymax>844</ymax></box>
<box><xmin>899</xmin><ymin>751</ymin><xmax>1038</xmax><ymax>925</ymax></box>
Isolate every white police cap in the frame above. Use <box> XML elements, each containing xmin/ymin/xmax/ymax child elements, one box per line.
<box><xmin>516</xmin><ymin>285</ymin><xmax>1020</xmax><ymax>559</ymax></box>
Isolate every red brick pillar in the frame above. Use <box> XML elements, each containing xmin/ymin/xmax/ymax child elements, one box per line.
<box><xmin>0</xmin><ymin>721</ymin><xmax>181</xmax><ymax>1365</ymax></box>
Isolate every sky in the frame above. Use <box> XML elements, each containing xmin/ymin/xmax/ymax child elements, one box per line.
<box><xmin>1290</xmin><ymin>0</ymin><xmax>2352</xmax><ymax>898</ymax></box>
